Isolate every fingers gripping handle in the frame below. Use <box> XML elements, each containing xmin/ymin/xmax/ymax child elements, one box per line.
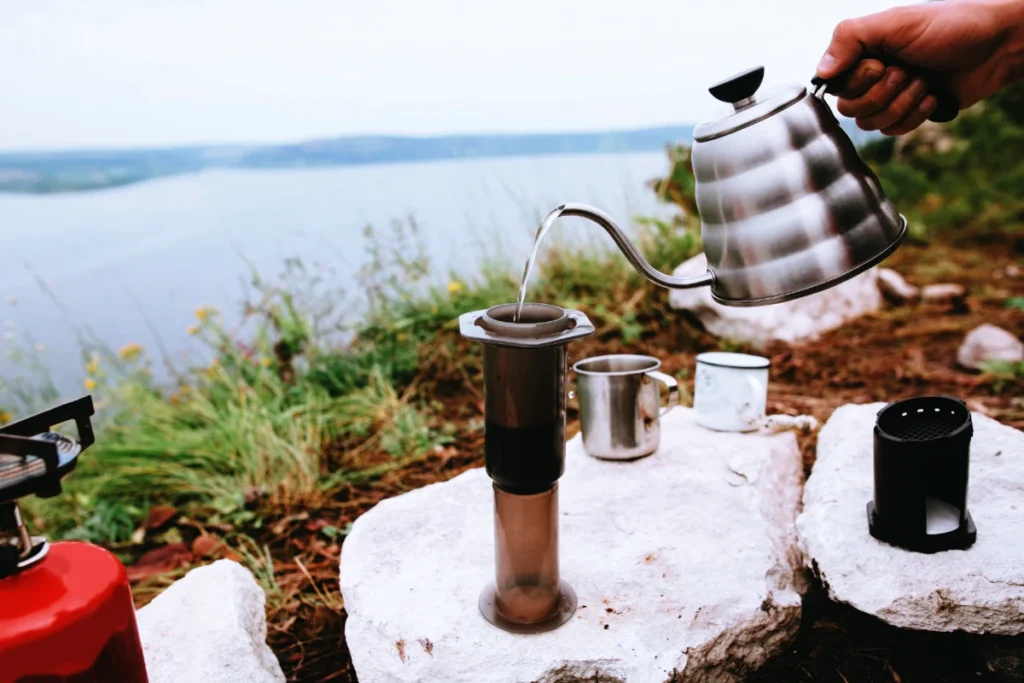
<box><xmin>811</xmin><ymin>55</ymin><xmax>960</xmax><ymax>123</ymax></box>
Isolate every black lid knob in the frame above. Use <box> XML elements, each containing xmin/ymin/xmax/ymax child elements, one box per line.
<box><xmin>709</xmin><ymin>66</ymin><xmax>764</xmax><ymax>104</ymax></box>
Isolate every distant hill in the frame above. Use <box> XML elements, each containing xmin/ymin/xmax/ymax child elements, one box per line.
<box><xmin>240</xmin><ymin>127</ymin><xmax>695</xmax><ymax>168</ymax></box>
<box><xmin>0</xmin><ymin>121</ymin><xmax>878</xmax><ymax>194</ymax></box>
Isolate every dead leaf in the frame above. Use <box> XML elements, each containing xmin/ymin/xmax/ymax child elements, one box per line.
<box><xmin>152</xmin><ymin>527</ymin><xmax>183</xmax><ymax>545</ymax></box>
<box><xmin>304</xmin><ymin>517</ymin><xmax>330</xmax><ymax>532</ymax></box>
<box><xmin>178</xmin><ymin>516</ymin><xmax>233</xmax><ymax>534</ymax></box>
<box><xmin>191</xmin><ymin>534</ymin><xmax>223</xmax><ymax>557</ymax></box>
<box><xmin>145</xmin><ymin>505</ymin><xmax>178</xmax><ymax>530</ymax></box>
<box><xmin>126</xmin><ymin>543</ymin><xmax>193</xmax><ymax>582</ymax></box>
<box><xmin>271</xmin><ymin>512</ymin><xmax>310</xmax><ymax>536</ymax></box>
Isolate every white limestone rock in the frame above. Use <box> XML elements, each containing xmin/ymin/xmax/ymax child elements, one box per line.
<box><xmin>137</xmin><ymin>559</ymin><xmax>285</xmax><ymax>683</ymax></box>
<box><xmin>798</xmin><ymin>403</ymin><xmax>1024</xmax><ymax>634</ymax></box>
<box><xmin>667</xmin><ymin>253</ymin><xmax>882</xmax><ymax>348</ymax></box>
<box><xmin>957</xmin><ymin>324</ymin><xmax>1024</xmax><ymax>370</ymax></box>
<box><xmin>877</xmin><ymin>268</ymin><xmax>921</xmax><ymax>303</ymax></box>
<box><xmin>341</xmin><ymin>408</ymin><xmax>805</xmax><ymax>683</ymax></box>
<box><xmin>921</xmin><ymin>282</ymin><xmax>966</xmax><ymax>304</ymax></box>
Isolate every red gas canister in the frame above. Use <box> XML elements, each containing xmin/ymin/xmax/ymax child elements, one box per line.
<box><xmin>0</xmin><ymin>542</ymin><xmax>149</xmax><ymax>683</ymax></box>
<box><xmin>0</xmin><ymin>397</ymin><xmax>149</xmax><ymax>683</ymax></box>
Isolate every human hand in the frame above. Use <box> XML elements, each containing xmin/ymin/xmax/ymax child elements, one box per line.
<box><xmin>816</xmin><ymin>0</ymin><xmax>1024</xmax><ymax>135</ymax></box>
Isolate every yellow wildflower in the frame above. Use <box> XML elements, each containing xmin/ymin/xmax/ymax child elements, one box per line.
<box><xmin>84</xmin><ymin>378</ymin><xmax>97</xmax><ymax>391</ymax></box>
<box><xmin>168</xmin><ymin>393</ymin><xmax>181</xmax><ymax>405</ymax></box>
<box><xmin>179</xmin><ymin>385</ymin><xmax>190</xmax><ymax>394</ymax></box>
<box><xmin>85</xmin><ymin>355</ymin><xmax>99</xmax><ymax>375</ymax></box>
<box><xmin>430</xmin><ymin>305</ymin><xmax>439</xmax><ymax>315</ymax></box>
<box><xmin>187</xmin><ymin>325</ymin><xmax>199</xmax><ymax>336</ymax></box>
<box><xmin>202</xmin><ymin>359</ymin><xmax>221</xmax><ymax>379</ymax></box>
<box><xmin>396</xmin><ymin>333</ymin><xmax>406</xmax><ymax>342</ymax></box>
<box><xmin>194</xmin><ymin>306</ymin><xmax>219</xmax><ymax>323</ymax></box>
<box><xmin>447</xmin><ymin>281</ymin><xmax>463</xmax><ymax>294</ymax></box>
<box><xmin>118</xmin><ymin>343</ymin><xmax>143</xmax><ymax>361</ymax></box>
<box><xmin>0</xmin><ymin>410</ymin><xmax>12</xmax><ymax>425</ymax></box>
<box><xmin>260</xmin><ymin>357</ymin><xmax>271</xmax><ymax>367</ymax></box>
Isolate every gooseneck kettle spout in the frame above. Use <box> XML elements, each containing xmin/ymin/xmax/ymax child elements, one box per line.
<box><xmin>545</xmin><ymin>203</ymin><xmax>715</xmax><ymax>290</ymax></box>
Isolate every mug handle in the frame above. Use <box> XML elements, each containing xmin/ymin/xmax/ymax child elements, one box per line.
<box><xmin>743</xmin><ymin>376</ymin><xmax>766</xmax><ymax>428</ymax></box>
<box><xmin>646</xmin><ymin>370</ymin><xmax>679</xmax><ymax>419</ymax></box>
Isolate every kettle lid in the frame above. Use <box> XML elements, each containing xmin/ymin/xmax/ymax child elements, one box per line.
<box><xmin>694</xmin><ymin>66</ymin><xmax>806</xmax><ymax>142</ymax></box>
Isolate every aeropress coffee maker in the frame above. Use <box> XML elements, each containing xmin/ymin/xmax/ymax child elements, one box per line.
<box><xmin>459</xmin><ymin>303</ymin><xmax>594</xmax><ymax>633</ymax></box>
<box><xmin>868</xmin><ymin>396</ymin><xmax>977</xmax><ymax>554</ymax></box>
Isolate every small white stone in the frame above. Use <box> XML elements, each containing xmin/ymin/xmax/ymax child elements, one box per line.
<box><xmin>957</xmin><ymin>324</ymin><xmax>1024</xmax><ymax>370</ymax></box>
<box><xmin>667</xmin><ymin>253</ymin><xmax>881</xmax><ymax>348</ymax></box>
<box><xmin>921</xmin><ymin>283</ymin><xmax>966</xmax><ymax>304</ymax></box>
<box><xmin>341</xmin><ymin>408</ymin><xmax>805</xmax><ymax>683</ymax></box>
<box><xmin>798</xmin><ymin>403</ymin><xmax>1024</xmax><ymax>634</ymax></box>
<box><xmin>876</xmin><ymin>268</ymin><xmax>921</xmax><ymax>303</ymax></box>
<box><xmin>137</xmin><ymin>560</ymin><xmax>285</xmax><ymax>683</ymax></box>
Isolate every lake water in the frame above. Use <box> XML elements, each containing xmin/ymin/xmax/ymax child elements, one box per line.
<box><xmin>0</xmin><ymin>151</ymin><xmax>672</xmax><ymax>401</ymax></box>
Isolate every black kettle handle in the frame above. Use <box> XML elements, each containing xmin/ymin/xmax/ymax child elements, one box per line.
<box><xmin>811</xmin><ymin>54</ymin><xmax>959</xmax><ymax>123</ymax></box>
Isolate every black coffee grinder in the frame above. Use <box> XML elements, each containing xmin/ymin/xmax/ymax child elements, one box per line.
<box><xmin>459</xmin><ymin>303</ymin><xmax>594</xmax><ymax>634</ymax></box>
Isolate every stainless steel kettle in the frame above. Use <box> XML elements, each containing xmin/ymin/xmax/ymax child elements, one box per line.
<box><xmin>548</xmin><ymin>65</ymin><xmax>908</xmax><ymax>307</ymax></box>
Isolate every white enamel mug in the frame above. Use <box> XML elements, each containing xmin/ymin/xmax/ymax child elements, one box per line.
<box><xmin>693</xmin><ymin>352</ymin><xmax>769</xmax><ymax>432</ymax></box>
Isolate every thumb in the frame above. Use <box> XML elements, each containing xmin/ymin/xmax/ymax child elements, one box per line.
<box><xmin>817</xmin><ymin>13</ymin><xmax>896</xmax><ymax>79</ymax></box>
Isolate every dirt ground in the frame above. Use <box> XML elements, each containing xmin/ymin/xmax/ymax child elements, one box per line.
<box><xmin>253</xmin><ymin>240</ymin><xmax>1023</xmax><ymax>682</ymax></box>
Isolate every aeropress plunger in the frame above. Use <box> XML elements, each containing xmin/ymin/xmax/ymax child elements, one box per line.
<box><xmin>869</xmin><ymin>395</ymin><xmax>977</xmax><ymax>554</ymax></box>
<box><xmin>459</xmin><ymin>303</ymin><xmax>594</xmax><ymax>633</ymax></box>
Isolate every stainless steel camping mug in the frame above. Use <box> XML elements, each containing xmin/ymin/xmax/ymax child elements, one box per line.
<box><xmin>572</xmin><ymin>355</ymin><xmax>679</xmax><ymax>460</ymax></box>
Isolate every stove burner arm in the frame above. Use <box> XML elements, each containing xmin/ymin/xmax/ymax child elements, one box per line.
<box><xmin>0</xmin><ymin>395</ymin><xmax>95</xmax><ymax>449</ymax></box>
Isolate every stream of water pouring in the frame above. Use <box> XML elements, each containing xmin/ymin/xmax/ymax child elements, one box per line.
<box><xmin>513</xmin><ymin>207</ymin><xmax>565</xmax><ymax>323</ymax></box>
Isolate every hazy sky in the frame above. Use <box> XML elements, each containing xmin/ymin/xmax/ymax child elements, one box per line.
<box><xmin>1</xmin><ymin>0</ymin><xmax>907</xmax><ymax>151</ymax></box>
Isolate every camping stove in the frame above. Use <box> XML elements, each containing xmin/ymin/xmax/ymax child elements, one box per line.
<box><xmin>459</xmin><ymin>303</ymin><xmax>594</xmax><ymax>633</ymax></box>
<box><xmin>0</xmin><ymin>396</ymin><xmax>150</xmax><ymax>683</ymax></box>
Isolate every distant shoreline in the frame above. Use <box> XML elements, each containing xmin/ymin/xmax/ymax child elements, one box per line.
<box><xmin>0</xmin><ymin>126</ymin><xmax>694</xmax><ymax>195</ymax></box>
<box><xmin>0</xmin><ymin>122</ymin><xmax>876</xmax><ymax>195</ymax></box>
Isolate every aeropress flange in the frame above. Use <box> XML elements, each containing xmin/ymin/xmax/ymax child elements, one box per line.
<box><xmin>868</xmin><ymin>395</ymin><xmax>977</xmax><ymax>554</ymax></box>
<box><xmin>459</xmin><ymin>303</ymin><xmax>594</xmax><ymax>633</ymax></box>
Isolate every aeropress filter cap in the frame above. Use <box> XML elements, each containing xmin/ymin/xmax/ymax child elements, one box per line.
<box><xmin>868</xmin><ymin>396</ymin><xmax>977</xmax><ymax>554</ymax></box>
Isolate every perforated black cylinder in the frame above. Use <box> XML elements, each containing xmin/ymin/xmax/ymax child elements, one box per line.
<box><xmin>870</xmin><ymin>395</ymin><xmax>975</xmax><ymax>553</ymax></box>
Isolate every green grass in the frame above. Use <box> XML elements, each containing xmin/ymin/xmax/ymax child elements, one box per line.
<box><xmin>860</xmin><ymin>81</ymin><xmax>1024</xmax><ymax>241</ymax></box>
<box><xmin>5</xmin><ymin>159</ymin><xmax>702</xmax><ymax>548</ymax></box>
<box><xmin>980</xmin><ymin>360</ymin><xmax>1024</xmax><ymax>394</ymax></box>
